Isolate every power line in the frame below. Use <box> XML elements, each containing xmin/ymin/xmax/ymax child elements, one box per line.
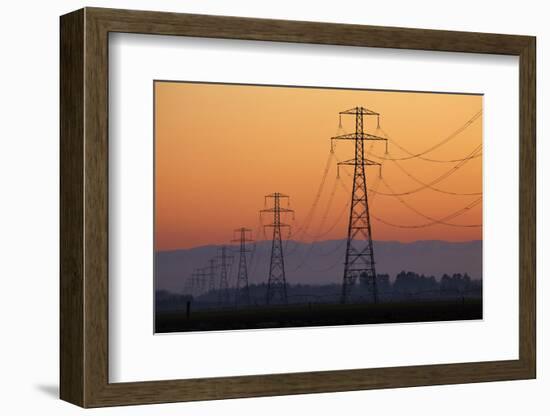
<box><xmin>369</xmin><ymin>110</ymin><xmax>482</xmax><ymax>162</ymax></box>
<box><xmin>337</xmin><ymin>168</ymin><xmax>481</xmax><ymax>229</ymax></box>
<box><xmin>310</xmin><ymin>175</ymin><xmax>383</xmax><ymax>260</ymax></box>
<box><xmin>286</xmin><ymin>119</ymin><xmax>363</xmax><ymax>249</ymax></box>
<box><xmin>288</xmin><ymin>151</ymin><xmax>334</xmax><ymax>241</ymax></box>
<box><xmin>299</xmin><ymin>170</ymin><xmax>341</xmax><ymax>240</ymax></box>
<box><xmin>302</xmin><ymin>196</ymin><xmax>349</xmax><ymax>240</ymax></box>
<box><xmin>387</xmin><ymin>151</ymin><xmax>482</xmax><ymax>196</ymax></box>
<box><xmin>379</xmin><ymin>177</ymin><xmax>482</xmax><ymax>227</ymax></box>
<box><xmin>342</xmin><ymin>144</ymin><xmax>482</xmax><ymax>197</ymax></box>
<box><xmin>291</xmin><ymin>110</ymin><xmax>482</xmax><ymax>244</ymax></box>
<box><xmin>373</xmin><ymin>197</ymin><xmax>482</xmax><ymax>229</ymax></box>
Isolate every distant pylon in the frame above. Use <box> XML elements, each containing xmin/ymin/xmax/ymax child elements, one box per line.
<box><xmin>184</xmin><ymin>276</ymin><xmax>194</xmax><ymax>296</ymax></box>
<box><xmin>232</xmin><ymin>227</ymin><xmax>253</xmax><ymax>306</ymax></box>
<box><xmin>189</xmin><ymin>270</ymin><xmax>197</xmax><ymax>296</ymax></box>
<box><xmin>332</xmin><ymin>107</ymin><xmax>388</xmax><ymax>304</ymax></box>
<box><xmin>216</xmin><ymin>246</ymin><xmax>233</xmax><ymax>305</ymax></box>
<box><xmin>196</xmin><ymin>268</ymin><xmax>208</xmax><ymax>295</ymax></box>
<box><xmin>207</xmin><ymin>259</ymin><xmax>217</xmax><ymax>292</ymax></box>
<box><xmin>260</xmin><ymin>192</ymin><xmax>294</xmax><ymax>304</ymax></box>
<box><xmin>190</xmin><ymin>269</ymin><xmax>203</xmax><ymax>296</ymax></box>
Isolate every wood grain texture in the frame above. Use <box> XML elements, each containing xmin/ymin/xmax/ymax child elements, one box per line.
<box><xmin>518</xmin><ymin>37</ymin><xmax>536</xmax><ymax>374</ymax></box>
<box><xmin>59</xmin><ymin>7</ymin><xmax>537</xmax><ymax>408</ymax></box>
<box><xmin>59</xmin><ymin>8</ymin><xmax>84</xmax><ymax>407</ymax></box>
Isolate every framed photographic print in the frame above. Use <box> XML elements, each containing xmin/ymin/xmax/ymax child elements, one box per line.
<box><xmin>153</xmin><ymin>81</ymin><xmax>484</xmax><ymax>333</ymax></box>
<box><xmin>60</xmin><ymin>7</ymin><xmax>536</xmax><ymax>408</ymax></box>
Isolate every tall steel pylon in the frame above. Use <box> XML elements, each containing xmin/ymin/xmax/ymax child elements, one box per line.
<box><xmin>332</xmin><ymin>107</ymin><xmax>388</xmax><ymax>304</ymax></box>
<box><xmin>216</xmin><ymin>246</ymin><xmax>233</xmax><ymax>305</ymax></box>
<box><xmin>232</xmin><ymin>227</ymin><xmax>253</xmax><ymax>306</ymax></box>
<box><xmin>260</xmin><ymin>193</ymin><xmax>294</xmax><ymax>304</ymax></box>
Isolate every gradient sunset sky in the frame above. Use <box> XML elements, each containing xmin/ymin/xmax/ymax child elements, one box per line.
<box><xmin>155</xmin><ymin>81</ymin><xmax>482</xmax><ymax>251</ymax></box>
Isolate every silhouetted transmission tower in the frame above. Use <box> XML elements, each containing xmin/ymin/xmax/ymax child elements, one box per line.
<box><xmin>332</xmin><ymin>107</ymin><xmax>388</xmax><ymax>304</ymax></box>
<box><xmin>184</xmin><ymin>275</ymin><xmax>194</xmax><ymax>296</ymax></box>
<box><xmin>216</xmin><ymin>246</ymin><xmax>233</xmax><ymax>305</ymax></box>
<box><xmin>260</xmin><ymin>193</ymin><xmax>294</xmax><ymax>304</ymax></box>
<box><xmin>191</xmin><ymin>271</ymin><xmax>200</xmax><ymax>296</ymax></box>
<box><xmin>191</xmin><ymin>268</ymin><xmax>207</xmax><ymax>296</ymax></box>
<box><xmin>232</xmin><ymin>227</ymin><xmax>253</xmax><ymax>306</ymax></box>
<box><xmin>207</xmin><ymin>258</ymin><xmax>217</xmax><ymax>292</ymax></box>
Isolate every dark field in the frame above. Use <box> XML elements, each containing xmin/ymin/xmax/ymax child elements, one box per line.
<box><xmin>155</xmin><ymin>298</ymin><xmax>482</xmax><ymax>333</ymax></box>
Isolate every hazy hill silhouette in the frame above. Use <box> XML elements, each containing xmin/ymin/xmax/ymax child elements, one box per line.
<box><xmin>156</xmin><ymin>240</ymin><xmax>482</xmax><ymax>293</ymax></box>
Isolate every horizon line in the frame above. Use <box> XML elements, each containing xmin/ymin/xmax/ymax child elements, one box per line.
<box><xmin>156</xmin><ymin>238</ymin><xmax>483</xmax><ymax>253</ymax></box>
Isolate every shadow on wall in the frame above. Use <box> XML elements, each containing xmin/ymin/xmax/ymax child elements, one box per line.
<box><xmin>34</xmin><ymin>384</ymin><xmax>58</xmax><ymax>399</ymax></box>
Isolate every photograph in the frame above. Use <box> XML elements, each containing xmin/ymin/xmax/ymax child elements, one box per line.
<box><xmin>52</xmin><ymin>5</ymin><xmax>537</xmax><ymax>410</ymax></box>
<box><xmin>154</xmin><ymin>81</ymin><xmax>483</xmax><ymax>333</ymax></box>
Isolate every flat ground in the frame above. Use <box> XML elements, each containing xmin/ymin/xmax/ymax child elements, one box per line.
<box><xmin>155</xmin><ymin>298</ymin><xmax>482</xmax><ymax>333</ymax></box>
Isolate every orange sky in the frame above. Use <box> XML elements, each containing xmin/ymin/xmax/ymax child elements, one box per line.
<box><xmin>155</xmin><ymin>81</ymin><xmax>482</xmax><ymax>251</ymax></box>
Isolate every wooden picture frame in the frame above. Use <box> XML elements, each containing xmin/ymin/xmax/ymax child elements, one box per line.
<box><xmin>60</xmin><ymin>7</ymin><xmax>536</xmax><ymax>408</ymax></box>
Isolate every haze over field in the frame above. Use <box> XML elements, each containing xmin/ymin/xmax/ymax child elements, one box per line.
<box><xmin>156</xmin><ymin>239</ymin><xmax>482</xmax><ymax>293</ymax></box>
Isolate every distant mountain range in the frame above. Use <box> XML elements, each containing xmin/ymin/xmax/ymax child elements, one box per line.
<box><xmin>156</xmin><ymin>240</ymin><xmax>482</xmax><ymax>293</ymax></box>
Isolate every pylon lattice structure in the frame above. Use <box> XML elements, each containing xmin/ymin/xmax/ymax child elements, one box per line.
<box><xmin>190</xmin><ymin>270</ymin><xmax>200</xmax><ymax>296</ymax></box>
<box><xmin>260</xmin><ymin>193</ymin><xmax>294</xmax><ymax>304</ymax></box>
<box><xmin>184</xmin><ymin>275</ymin><xmax>194</xmax><ymax>296</ymax></box>
<box><xmin>190</xmin><ymin>268</ymin><xmax>206</xmax><ymax>296</ymax></box>
<box><xmin>197</xmin><ymin>268</ymin><xmax>209</xmax><ymax>295</ymax></box>
<box><xmin>207</xmin><ymin>259</ymin><xmax>217</xmax><ymax>292</ymax></box>
<box><xmin>232</xmin><ymin>227</ymin><xmax>253</xmax><ymax>306</ymax></box>
<box><xmin>332</xmin><ymin>107</ymin><xmax>388</xmax><ymax>304</ymax></box>
<box><xmin>217</xmin><ymin>246</ymin><xmax>233</xmax><ymax>305</ymax></box>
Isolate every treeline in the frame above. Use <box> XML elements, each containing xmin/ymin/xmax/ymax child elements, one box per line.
<box><xmin>391</xmin><ymin>271</ymin><xmax>480</xmax><ymax>295</ymax></box>
<box><xmin>156</xmin><ymin>271</ymin><xmax>482</xmax><ymax>311</ymax></box>
<box><xmin>285</xmin><ymin>271</ymin><xmax>480</xmax><ymax>303</ymax></box>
